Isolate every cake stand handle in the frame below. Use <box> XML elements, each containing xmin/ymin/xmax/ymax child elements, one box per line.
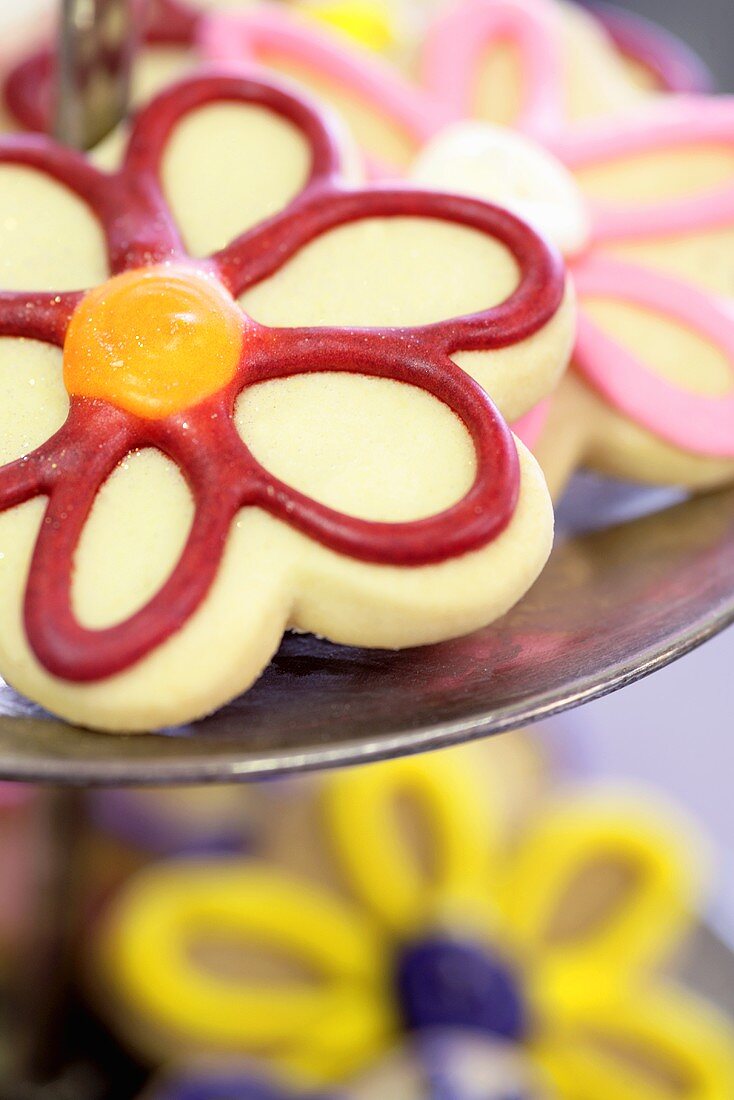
<box><xmin>55</xmin><ymin>0</ymin><xmax>149</xmax><ymax>148</ymax></box>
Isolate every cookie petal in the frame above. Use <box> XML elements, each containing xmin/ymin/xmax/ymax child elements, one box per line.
<box><xmin>199</xmin><ymin>6</ymin><xmax>442</xmax><ymax>174</ymax></box>
<box><xmin>499</xmin><ymin>788</ymin><xmax>705</xmax><ymax>1017</ymax></box>
<box><xmin>0</xmin><ymin>339</ymin><xmax>68</xmax><ymax>470</ymax></box>
<box><xmin>534</xmin><ymin>986</ymin><xmax>734</xmax><ymax>1100</ymax></box>
<box><xmin>95</xmin><ymin>860</ymin><xmax>395</xmax><ymax>1080</ymax></box>
<box><xmin>227</xmin><ymin>188</ymin><xmax>571</xmax><ymax>423</ymax></box>
<box><xmin>239</xmin><ymin>328</ymin><xmax>521</xmax><ymax>567</ymax></box>
<box><xmin>559</xmin><ymin>97</ymin><xmax>734</xmax><ymax>246</ymax></box>
<box><xmin>0</xmin><ymin>476</ymin><xmax>293</xmax><ymax>732</ymax></box>
<box><xmin>233</xmin><ymin>341</ymin><xmax>553</xmax><ymax>656</ymax></box>
<box><xmin>283</xmin><ymin>434</ymin><xmax>553</xmax><ymax>651</ymax></box>
<box><xmin>420</xmin><ymin>0</ymin><xmax>645</xmax><ymax>141</ymax></box>
<box><xmin>124</xmin><ymin>73</ymin><xmax>351</xmax><ymax>258</ymax></box>
<box><xmin>573</xmin><ymin>253</ymin><xmax>734</xmax><ymax>459</ymax></box>
<box><xmin>420</xmin><ymin>0</ymin><xmax>566</xmax><ymax>138</ymax></box>
<box><xmin>0</xmin><ymin>140</ymin><xmax>109</xmax><ymax>291</ymax></box>
<box><xmin>321</xmin><ymin>754</ymin><xmax>503</xmax><ymax>936</ymax></box>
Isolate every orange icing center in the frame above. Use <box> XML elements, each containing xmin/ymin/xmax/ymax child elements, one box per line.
<box><xmin>63</xmin><ymin>265</ymin><xmax>245</xmax><ymax>419</ymax></box>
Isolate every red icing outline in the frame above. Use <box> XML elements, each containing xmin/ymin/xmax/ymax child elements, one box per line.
<box><xmin>0</xmin><ymin>73</ymin><xmax>563</xmax><ymax>683</ymax></box>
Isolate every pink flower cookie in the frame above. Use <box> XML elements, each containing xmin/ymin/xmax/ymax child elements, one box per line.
<box><xmin>0</xmin><ymin>72</ymin><xmax>572</xmax><ymax>732</ymax></box>
<box><xmin>200</xmin><ymin>0</ymin><xmax>734</xmax><ymax>492</ymax></box>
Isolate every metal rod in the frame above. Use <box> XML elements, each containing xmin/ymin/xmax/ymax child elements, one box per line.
<box><xmin>54</xmin><ymin>0</ymin><xmax>146</xmax><ymax>149</ymax></box>
<box><xmin>15</xmin><ymin>788</ymin><xmax>85</xmax><ymax>1085</ymax></box>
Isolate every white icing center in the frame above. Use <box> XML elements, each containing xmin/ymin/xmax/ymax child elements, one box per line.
<box><xmin>412</xmin><ymin>121</ymin><xmax>591</xmax><ymax>258</ymax></box>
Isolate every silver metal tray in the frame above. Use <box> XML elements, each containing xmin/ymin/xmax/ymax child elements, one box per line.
<box><xmin>0</xmin><ymin>476</ymin><xmax>731</xmax><ymax>785</ymax></box>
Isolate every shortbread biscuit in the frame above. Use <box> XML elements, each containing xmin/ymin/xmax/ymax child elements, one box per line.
<box><xmin>0</xmin><ymin>73</ymin><xmax>572</xmax><ymax>732</ymax></box>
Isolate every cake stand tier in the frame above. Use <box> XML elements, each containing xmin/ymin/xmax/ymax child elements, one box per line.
<box><xmin>0</xmin><ymin>477</ymin><xmax>731</xmax><ymax>785</ymax></box>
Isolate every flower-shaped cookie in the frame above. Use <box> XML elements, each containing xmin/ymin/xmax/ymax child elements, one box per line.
<box><xmin>203</xmin><ymin>0</ymin><xmax>734</xmax><ymax>492</ymax></box>
<box><xmin>0</xmin><ymin>72</ymin><xmax>571</xmax><ymax>732</ymax></box>
<box><xmin>93</xmin><ymin>752</ymin><xmax>734</xmax><ymax>1095</ymax></box>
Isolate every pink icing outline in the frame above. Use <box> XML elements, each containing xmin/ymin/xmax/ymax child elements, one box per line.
<box><xmin>197</xmin><ymin>8</ymin><xmax>449</xmax><ymax>171</ymax></box>
<box><xmin>556</xmin><ymin>97</ymin><xmax>734</xmax><ymax>242</ymax></box>
<box><xmin>574</xmin><ymin>254</ymin><xmax>734</xmax><ymax>456</ymax></box>
<box><xmin>420</xmin><ymin>0</ymin><xmax>566</xmax><ymax>142</ymax></box>
<box><xmin>201</xmin><ymin>1</ymin><xmax>734</xmax><ymax>461</ymax></box>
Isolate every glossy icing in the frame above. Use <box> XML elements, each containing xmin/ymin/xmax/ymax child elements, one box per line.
<box><xmin>0</xmin><ymin>73</ymin><xmax>563</xmax><ymax>684</ymax></box>
<box><xmin>63</xmin><ymin>265</ymin><xmax>245</xmax><ymax>418</ymax></box>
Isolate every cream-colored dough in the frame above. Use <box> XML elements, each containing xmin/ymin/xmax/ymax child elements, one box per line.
<box><xmin>558</xmin><ymin>1</ymin><xmax>650</xmax><ymax>121</ymax></box>
<box><xmin>257</xmin><ymin>50</ymin><xmax>420</xmax><ymax>169</ymax></box>
<box><xmin>0</xmin><ymin>340</ymin><xmax>68</xmax><ymax>465</ymax></box>
<box><xmin>576</xmin><ymin>146</ymin><xmax>734</xmax><ymax>205</ymax></box>
<box><xmin>454</xmin><ymin>287</ymin><xmax>573</xmax><ymax>424</ymax></box>
<box><xmin>603</xmin><ymin>228</ymin><xmax>734</xmax><ymax>299</ymax></box>
<box><xmin>582</xmin><ymin>298</ymin><xmax>734</xmax><ymax>398</ymax></box>
<box><xmin>242</xmin><ymin>215</ymin><xmax>520</xmax><ymax>325</ymax></box>
<box><xmin>472</xmin><ymin>41</ymin><xmax>524</xmax><ymax>129</ymax></box>
<box><xmin>73</xmin><ymin>450</ymin><xmax>195</xmax><ymax>630</ymax></box>
<box><xmin>0</xmin><ymin>167</ymin><xmax>108</xmax><ymax>290</ymax></box>
<box><xmin>163</xmin><ymin>103</ymin><xmax>313</xmax><ymax>256</ymax></box>
<box><xmin>0</xmin><ymin>438</ymin><xmax>552</xmax><ymax>731</ymax></box>
<box><xmin>618</xmin><ymin>55</ymin><xmax>662</xmax><ymax>94</ymax></box>
<box><xmin>236</xmin><ymin>373</ymin><xmax>476</xmax><ymax>521</ymax></box>
<box><xmin>241</xmin><ymin>215</ymin><xmax>575</xmax><ymax>424</ymax></box>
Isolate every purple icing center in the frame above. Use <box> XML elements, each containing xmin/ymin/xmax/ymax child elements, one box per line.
<box><xmin>395</xmin><ymin>937</ymin><xmax>527</xmax><ymax>1042</ymax></box>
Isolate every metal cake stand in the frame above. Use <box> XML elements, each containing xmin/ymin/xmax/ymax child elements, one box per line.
<box><xmin>0</xmin><ymin>477</ymin><xmax>731</xmax><ymax>785</ymax></box>
<box><xmin>0</xmin><ymin>0</ymin><xmax>730</xmax><ymax>786</ymax></box>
